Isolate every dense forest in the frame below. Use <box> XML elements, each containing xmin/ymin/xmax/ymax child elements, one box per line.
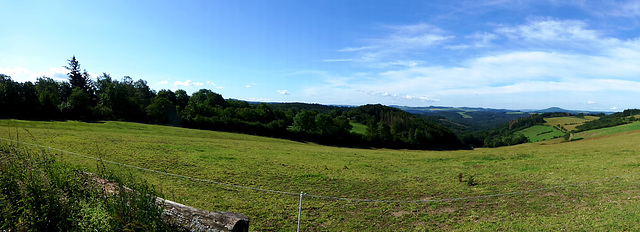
<box><xmin>0</xmin><ymin>56</ymin><xmax>465</xmax><ymax>150</ymax></box>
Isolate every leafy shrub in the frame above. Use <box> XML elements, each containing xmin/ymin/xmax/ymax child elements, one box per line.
<box><xmin>466</xmin><ymin>175</ymin><xmax>477</xmax><ymax>186</ymax></box>
<box><xmin>0</xmin><ymin>144</ymin><xmax>170</xmax><ymax>231</ymax></box>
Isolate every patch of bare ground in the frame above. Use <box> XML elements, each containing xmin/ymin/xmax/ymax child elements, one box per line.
<box><xmin>391</xmin><ymin>210</ymin><xmax>412</xmax><ymax>217</ymax></box>
<box><xmin>542</xmin><ymin>191</ymin><xmax>563</xmax><ymax>197</ymax></box>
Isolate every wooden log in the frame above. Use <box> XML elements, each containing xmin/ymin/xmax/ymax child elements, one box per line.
<box><xmin>160</xmin><ymin>197</ymin><xmax>249</xmax><ymax>232</ymax></box>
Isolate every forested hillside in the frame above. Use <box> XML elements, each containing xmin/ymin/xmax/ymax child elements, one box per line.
<box><xmin>479</xmin><ymin>114</ymin><xmax>545</xmax><ymax>147</ymax></box>
<box><xmin>0</xmin><ymin>56</ymin><xmax>464</xmax><ymax>150</ymax></box>
<box><xmin>574</xmin><ymin>109</ymin><xmax>640</xmax><ymax>132</ymax></box>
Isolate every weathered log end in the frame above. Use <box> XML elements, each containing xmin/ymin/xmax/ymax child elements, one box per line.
<box><xmin>160</xmin><ymin>198</ymin><xmax>250</xmax><ymax>232</ymax></box>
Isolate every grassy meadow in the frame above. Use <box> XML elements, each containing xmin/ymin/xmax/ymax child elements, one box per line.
<box><xmin>1</xmin><ymin>119</ymin><xmax>640</xmax><ymax>231</ymax></box>
<box><xmin>349</xmin><ymin>122</ymin><xmax>368</xmax><ymax>134</ymax></box>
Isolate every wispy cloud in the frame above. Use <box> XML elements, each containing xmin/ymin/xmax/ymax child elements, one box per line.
<box><xmin>245</xmin><ymin>97</ymin><xmax>271</xmax><ymax>102</ymax></box>
<box><xmin>321</xmin><ymin>58</ymin><xmax>353</xmax><ymax>62</ymax></box>
<box><xmin>496</xmin><ymin>18</ymin><xmax>599</xmax><ymax>42</ymax></box>
<box><xmin>446</xmin><ymin>32</ymin><xmax>499</xmax><ymax>50</ymax></box>
<box><xmin>333</xmin><ymin>23</ymin><xmax>453</xmax><ymax>67</ymax></box>
<box><xmin>338</xmin><ymin>46</ymin><xmax>376</xmax><ymax>52</ymax></box>
<box><xmin>369</xmin><ymin>91</ymin><xmax>439</xmax><ymax>102</ymax></box>
<box><xmin>603</xmin><ymin>0</ymin><xmax>640</xmax><ymax>18</ymax></box>
<box><xmin>277</xmin><ymin>89</ymin><xmax>290</xmax><ymax>95</ymax></box>
<box><xmin>158</xmin><ymin>80</ymin><xmax>169</xmax><ymax>84</ymax></box>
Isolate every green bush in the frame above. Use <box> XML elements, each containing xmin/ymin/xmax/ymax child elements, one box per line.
<box><xmin>0</xmin><ymin>144</ymin><xmax>170</xmax><ymax>231</ymax></box>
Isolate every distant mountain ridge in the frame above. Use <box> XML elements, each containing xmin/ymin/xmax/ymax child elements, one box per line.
<box><xmin>252</xmin><ymin>102</ymin><xmax>615</xmax><ymax>115</ymax></box>
<box><xmin>525</xmin><ymin>107</ymin><xmax>613</xmax><ymax>115</ymax></box>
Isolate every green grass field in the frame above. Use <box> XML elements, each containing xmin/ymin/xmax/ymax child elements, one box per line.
<box><xmin>572</xmin><ymin>121</ymin><xmax>640</xmax><ymax>140</ymax></box>
<box><xmin>349</xmin><ymin>121</ymin><xmax>367</xmax><ymax>134</ymax></box>
<box><xmin>457</xmin><ymin>112</ymin><xmax>472</xmax><ymax>119</ymax></box>
<box><xmin>2</xmin><ymin>119</ymin><xmax>640</xmax><ymax>231</ymax></box>
<box><xmin>518</xmin><ymin>125</ymin><xmax>565</xmax><ymax>143</ymax></box>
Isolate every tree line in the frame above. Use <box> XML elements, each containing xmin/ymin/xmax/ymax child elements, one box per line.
<box><xmin>0</xmin><ymin>56</ymin><xmax>465</xmax><ymax>150</ymax></box>
<box><xmin>573</xmin><ymin>109</ymin><xmax>640</xmax><ymax>132</ymax></box>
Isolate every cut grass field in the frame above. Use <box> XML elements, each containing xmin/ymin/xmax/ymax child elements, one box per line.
<box><xmin>544</xmin><ymin>116</ymin><xmax>599</xmax><ymax>131</ymax></box>
<box><xmin>518</xmin><ymin>125</ymin><xmax>565</xmax><ymax>143</ymax></box>
<box><xmin>2</xmin><ymin>119</ymin><xmax>640</xmax><ymax>231</ymax></box>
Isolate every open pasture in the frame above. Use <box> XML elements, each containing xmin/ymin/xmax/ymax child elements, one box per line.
<box><xmin>1</xmin><ymin>120</ymin><xmax>640</xmax><ymax>231</ymax></box>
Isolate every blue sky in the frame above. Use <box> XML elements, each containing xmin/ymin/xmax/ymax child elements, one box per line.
<box><xmin>2</xmin><ymin>0</ymin><xmax>640</xmax><ymax>111</ymax></box>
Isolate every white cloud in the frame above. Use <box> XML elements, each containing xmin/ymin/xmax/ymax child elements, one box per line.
<box><xmin>492</xmin><ymin>18</ymin><xmax>620</xmax><ymax>52</ymax></box>
<box><xmin>246</xmin><ymin>83</ymin><xmax>256</xmax><ymax>88</ymax></box>
<box><xmin>174</xmin><ymin>80</ymin><xmax>194</xmax><ymax>86</ymax></box>
<box><xmin>245</xmin><ymin>98</ymin><xmax>271</xmax><ymax>102</ymax></box>
<box><xmin>0</xmin><ymin>67</ymin><xmax>31</xmax><ymax>77</ymax></box>
<box><xmin>611</xmin><ymin>106</ymin><xmax>618</xmax><ymax>110</ymax></box>
<box><xmin>32</xmin><ymin>67</ymin><xmax>69</xmax><ymax>81</ymax></box>
<box><xmin>172</xmin><ymin>80</ymin><xmax>208</xmax><ymax>87</ymax></box>
<box><xmin>304</xmin><ymin>18</ymin><xmax>640</xmax><ymax>108</ymax></box>
<box><xmin>206</xmin><ymin>81</ymin><xmax>216</xmax><ymax>86</ymax></box>
<box><xmin>368</xmin><ymin>91</ymin><xmax>439</xmax><ymax>102</ymax></box>
<box><xmin>0</xmin><ymin>67</ymin><xmax>69</xmax><ymax>82</ymax></box>
<box><xmin>277</xmin><ymin>90</ymin><xmax>290</xmax><ymax>95</ymax></box>
<box><xmin>158</xmin><ymin>80</ymin><xmax>169</xmax><ymax>84</ymax></box>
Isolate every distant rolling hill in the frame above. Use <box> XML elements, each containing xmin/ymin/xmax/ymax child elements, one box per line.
<box><xmin>393</xmin><ymin>106</ymin><xmax>532</xmax><ymax>134</ymax></box>
<box><xmin>528</xmin><ymin>107</ymin><xmax>613</xmax><ymax>115</ymax></box>
<box><xmin>394</xmin><ymin>106</ymin><xmax>614</xmax><ymax>135</ymax></box>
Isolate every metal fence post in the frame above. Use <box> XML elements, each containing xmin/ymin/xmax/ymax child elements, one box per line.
<box><xmin>297</xmin><ymin>192</ymin><xmax>304</xmax><ymax>232</ymax></box>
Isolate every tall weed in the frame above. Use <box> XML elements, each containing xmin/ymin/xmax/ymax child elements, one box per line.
<box><xmin>0</xmin><ymin>143</ymin><xmax>170</xmax><ymax>231</ymax></box>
